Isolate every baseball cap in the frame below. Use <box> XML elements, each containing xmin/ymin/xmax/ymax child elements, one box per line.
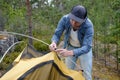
<box><xmin>68</xmin><ymin>5</ymin><xmax>87</xmax><ymax>23</ymax></box>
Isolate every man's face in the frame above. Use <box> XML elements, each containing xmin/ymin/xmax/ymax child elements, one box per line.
<box><xmin>70</xmin><ymin>19</ymin><xmax>81</xmax><ymax>31</ymax></box>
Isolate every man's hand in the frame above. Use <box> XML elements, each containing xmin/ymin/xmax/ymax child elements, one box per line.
<box><xmin>55</xmin><ymin>49</ymin><xmax>74</xmax><ymax>57</ymax></box>
<box><xmin>49</xmin><ymin>41</ymin><xmax>57</xmax><ymax>51</ymax></box>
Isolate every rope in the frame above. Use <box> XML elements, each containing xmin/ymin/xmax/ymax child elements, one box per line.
<box><xmin>68</xmin><ymin>58</ymin><xmax>83</xmax><ymax>72</ymax></box>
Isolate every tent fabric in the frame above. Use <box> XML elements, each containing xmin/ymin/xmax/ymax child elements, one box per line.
<box><xmin>0</xmin><ymin>46</ymin><xmax>85</xmax><ymax>80</ymax></box>
<box><xmin>13</xmin><ymin>45</ymin><xmax>44</xmax><ymax>65</ymax></box>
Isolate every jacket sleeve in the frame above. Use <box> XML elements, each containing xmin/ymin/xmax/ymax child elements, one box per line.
<box><xmin>51</xmin><ymin>16</ymin><xmax>66</xmax><ymax>44</ymax></box>
<box><xmin>73</xmin><ymin>23</ymin><xmax>94</xmax><ymax>57</ymax></box>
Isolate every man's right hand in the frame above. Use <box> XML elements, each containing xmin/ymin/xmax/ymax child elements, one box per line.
<box><xmin>49</xmin><ymin>41</ymin><xmax>57</xmax><ymax>51</ymax></box>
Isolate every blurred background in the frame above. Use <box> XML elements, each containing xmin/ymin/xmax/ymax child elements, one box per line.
<box><xmin>0</xmin><ymin>0</ymin><xmax>120</xmax><ymax>80</ymax></box>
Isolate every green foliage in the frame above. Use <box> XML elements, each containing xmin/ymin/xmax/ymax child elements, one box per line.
<box><xmin>0</xmin><ymin>0</ymin><xmax>27</xmax><ymax>34</ymax></box>
<box><xmin>6</xmin><ymin>7</ymin><xmax>27</xmax><ymax>33</ymax></box>
<box><xmin>112</xmin><ymin>0</ymin><xmax>120</xmax><ymax>10</ymax></box>
<box><xmin>119</xmin><ymin>56</ymin><xmax>120</xmax><ymax>63</ymax></box>
<box><xmin>110</xmin><ymin>0</ymin><xmax>120</xmax><ymax>46</ymax></box>
<box><xmin>14</xmin><ymin>42</ymin><xmax>26</xmax><ymax>52</ymax></box>
<box><xmin>33</xmin><ymin>41</ymin><xmax>49</xmax><ymax>51</ymax></box>
<box><xmin>32</xmin><ymin>24</ymin><xmax>52</xmax><ymax>52</ymax></box>
<box><xmin>0</xmin><ymin>52</ymin><xmax>19</xmax><ymax>70</ymax></box>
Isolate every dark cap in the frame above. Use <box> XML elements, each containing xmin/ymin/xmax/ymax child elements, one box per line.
<box><xmin>68</xmin><ymin>5</ymin><xmax>87</xmax><ymax>23</ymax></box>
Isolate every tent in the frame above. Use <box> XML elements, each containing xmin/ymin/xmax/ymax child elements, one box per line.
<box><xmin>0</xmin><ymin>45</ymin><xmax>85</xmax><ymax>80</ymax></box>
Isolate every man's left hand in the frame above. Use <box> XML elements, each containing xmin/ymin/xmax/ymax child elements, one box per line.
<box><xmin>55</xmin><ymin>49</ymin><xmax>74</xmax><ymax>57</ymax></box>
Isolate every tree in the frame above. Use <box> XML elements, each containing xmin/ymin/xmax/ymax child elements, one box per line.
<box><xmin>26</xmin><ymin>0</ymin><xmax>33</xmax><ymax>45</ymax></box>
<box><xmin>111</xmin><ymin>0</ymin><xmax>120</xmax><ymax>70</ymax></box>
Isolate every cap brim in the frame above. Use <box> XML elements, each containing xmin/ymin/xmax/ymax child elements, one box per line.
<box><xmin>68</xmin><ymin>13</ymin><xmax>85</xmax><ymax>23</ymax></box>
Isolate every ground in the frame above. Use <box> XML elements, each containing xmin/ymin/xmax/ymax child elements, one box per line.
<box><xmin>92</xmin><ymin>58</ymin><xmax>120</xmax><ymax>80</ymax></box>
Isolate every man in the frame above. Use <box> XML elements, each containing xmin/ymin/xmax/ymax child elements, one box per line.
<box><xmin>49</xmin><ymin>5</ymin><xmax>94</xmax><ymax>80</ymax></box>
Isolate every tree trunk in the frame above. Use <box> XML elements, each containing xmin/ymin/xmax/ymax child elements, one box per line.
<box><xmin>0</xmin><ymin>14</ymin><xmax>5</xmax><ymax>31</ymax></box>
<box><xmin>26</xmin><ymin>0</ymin><xmax>33</xmax><ymax>45</ymax></box>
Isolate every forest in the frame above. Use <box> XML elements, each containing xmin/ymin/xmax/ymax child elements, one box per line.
<box><xmin>0</xmin><ymin>0</ymin><xmax>120</xmax><ymax>80</ymax></box>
